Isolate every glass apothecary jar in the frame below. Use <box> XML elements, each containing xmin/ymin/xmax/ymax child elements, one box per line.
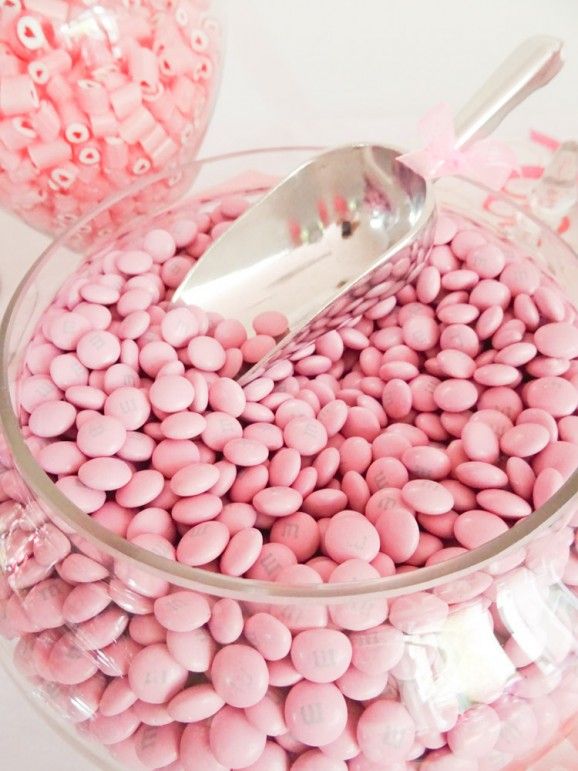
<box><xmin>0</xmin><ymin>0</ymin><xmax>224</xmax><ymax>240</ymax></box>
<box><xmin>1</xmin><ymin>148</ymin><xmax>578</xmax><ymax>770</ymax></box>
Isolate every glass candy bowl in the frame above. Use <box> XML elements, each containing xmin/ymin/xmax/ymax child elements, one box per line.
<box><xmin>1</xmin><ymin>148</ymin><xmax>578</xmax><ymax>771</ymax></box>
<box><xmin>0</xmin><ymin>0</ymin><xmax>224</xmax><ymax>240</ymax></box>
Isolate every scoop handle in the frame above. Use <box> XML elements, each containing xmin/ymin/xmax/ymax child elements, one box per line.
<box><xmin>454</xmin><ymin>35</ymin><xmax>563</xmax><ymax>150</ymax></box>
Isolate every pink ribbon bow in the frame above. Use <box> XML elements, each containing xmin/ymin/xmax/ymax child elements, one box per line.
<box><xmin>398</xmin><ymin>102</ymin><xmax>517</xmax><ymax>190</ymax></box>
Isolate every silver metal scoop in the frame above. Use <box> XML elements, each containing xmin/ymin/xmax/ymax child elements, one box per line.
<box><xmin>173</xmin><ymin>36</ymin><xmax>563</xmax><ymax>384</ymax></box>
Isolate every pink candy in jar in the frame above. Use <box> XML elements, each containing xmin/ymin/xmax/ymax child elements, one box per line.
<box><xmin>4</xmin><ymin>163</ymin><xmax>578</xmax><ymax>771</ymax></box>
<box><xmin>0</xmin><ymin>0</ymin><xmax>223</xmax><ymax>240</ymax></box>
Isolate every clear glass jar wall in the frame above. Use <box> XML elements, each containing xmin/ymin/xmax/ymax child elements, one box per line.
<box><xmin>1</xmin><ymin>149</ymin><xmax>578</xmax><ymax>770</ymax></box>
<box><xmin>0</xmin><ymin>0</ymin><xmax>224</xmax><ymax>241</ymax></box>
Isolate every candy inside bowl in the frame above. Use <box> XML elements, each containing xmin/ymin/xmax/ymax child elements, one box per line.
<box><xmin>0</xmin><ymin>0</ymin><xmax>224</xmax><ymax>242</ymax></box>
<box><xmin>2</xmin><ymin>148</ymin><xmax>578</xmax><ymax>770</ymax></box>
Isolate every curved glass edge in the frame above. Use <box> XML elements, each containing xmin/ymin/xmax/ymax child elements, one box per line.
<box><xmin>0</xmin><ymin>651</ymin><xmax>120</xmax><ymax>771</ymax></box>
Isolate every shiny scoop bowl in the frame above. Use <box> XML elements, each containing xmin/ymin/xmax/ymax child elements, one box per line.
<box><xmin>173</xmin><ymin>144</ymin><xmax>435</xmax><ymax>382</ymax></box>
<box><xmin>173</xmin><ymin>36</ymin><xmax>563</xmax><ymax>384</ymax></box>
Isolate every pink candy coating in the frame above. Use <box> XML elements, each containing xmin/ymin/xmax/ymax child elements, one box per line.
<box><xmin>290</xmin><ymin>629</ymin><xmax>352</xmax><ymax>683</ymax></box>
<box><xmin>454</xmin><ymin>509</ymin><xmax>509</xmax><ymax>549</ymax></box>
<box><xmin>402</xmin><ymin>480</ymin><xmax>454</xmax><ymax>515</ymax></box>
<box><xmin>154</xmin><ymin>591</ymin><xmax>211</xmax><ymax>633</ymax></box>
<box><xmin>211</xmin><ymin>644</ymin><xmax>269</xmax><ymax>708</ymax></box>
<box><xmin>284</xmin><ymin>681</ymin><xmax>348</xmax><ymax>747</ymax></box>
<box><xmin>210</xmin><ymin>706</ymin><xmax>267</xmax><ymax>768</ymax></box>
<box><xmin>447</xmin><ymin>704</ymin><xmax>501</xmax><ymax>759</ymax></box>
<box><xmin>324</xmin><ymin>512</ymin><xmax>380</xmax><ymax>563</ymax></box>
<box><xmin>375</xmin><ymin>508</ymin><xmax>420</xmax><ymax>564</ymax></box>
<box><xmin>149</xmin><ymin>375</ymin><xmax>195</xmax><ymax>413</ymax></box>
<box><xmin>357</xmin><ymin>700</ymin><xmax>416</xmax><ymax>763</ymax></box>
<box><xmin>128</xmin><ymin>644</ymin><xmax>188</xmax><ymax>705</ymax></box>
<box><xmin>76</xmin><ymin>415</ymin><xmax>127</xmax><ymax>457</ymax></box>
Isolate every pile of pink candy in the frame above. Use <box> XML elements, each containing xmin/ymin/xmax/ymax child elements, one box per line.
<box><xmin>0</xmin><ymin>0</ymin><xmax>220</xmax><ymax>235</ymax></box>
<box><xmin>2</xmin><ymin>196</ymin><xmax>578</xmax><ymax>771</ymax></box>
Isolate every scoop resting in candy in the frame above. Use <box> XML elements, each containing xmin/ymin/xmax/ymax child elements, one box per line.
<box><xmin>173</xmin><ymin>35</ymin><xmax>563</xmax><ymax>384</ymax></box>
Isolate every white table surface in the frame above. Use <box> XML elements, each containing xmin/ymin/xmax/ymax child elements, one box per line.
<box><xmin>1</xmin><ymin>0</ymin><xmax>578</xmax><ymax>768</ymax></box>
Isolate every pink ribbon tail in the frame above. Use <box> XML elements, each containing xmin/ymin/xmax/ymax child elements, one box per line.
<box><xmin>398</xmin><ymin>102</ymin><xmax>517</xmax><ymax>190</ymax></box>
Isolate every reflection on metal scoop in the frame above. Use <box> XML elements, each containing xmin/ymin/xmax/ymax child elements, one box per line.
<box><xmin>173</xmin><ymin>36</ymin><xmax>563</xmax><ymax>384</ymax></box>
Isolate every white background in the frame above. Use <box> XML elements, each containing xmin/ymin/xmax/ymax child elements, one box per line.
<box><xmin>0</xmin><ymin>0</ymin><xmax>577</xmax><ymax>768</ymax></box>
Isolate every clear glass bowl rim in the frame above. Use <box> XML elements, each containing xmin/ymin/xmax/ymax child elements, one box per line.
<box><xmin>1</xmin><ymin>145</ymin><xmax>576</xmax><ymax>605</ymax></box>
